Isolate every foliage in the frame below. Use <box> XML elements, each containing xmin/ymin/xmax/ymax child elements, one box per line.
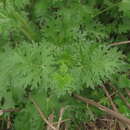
<box><xmin>0</xmin><ymin>0</ymin><xmax>130</xmax><ymax>129</ymax></box>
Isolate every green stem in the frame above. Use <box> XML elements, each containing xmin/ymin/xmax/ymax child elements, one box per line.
<box><xmin>93</xmin><ymin>3</ymin><xmax>119</xmax><ymax>18</ymax></box>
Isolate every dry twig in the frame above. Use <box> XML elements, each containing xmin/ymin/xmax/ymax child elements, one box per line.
<box><xmin>47</xmin><ymin>113</ymin><xmax>55</xmax><ymax>130</ymax></box>
<box><xmin>110</xmin><ymin>40</ymin><xmax>130</xmax><ymax>46</ymax></box>
<box><xmin>57</xmin><ymin>106</ymin><xmax>68</xmax><ymax>129</ymax></box>
<box><xmin>102</xmin><ymin>85</ymin><xmax>118</xmax><ymax>112</ymax></box>
<box><xmin>73</xmin><ymin>94</ymin><xmax>130</xmax><ymax>126</ymax></box>
<box><xmin>29</xmin><ymin>96</ymin><xmax>57</xmax><ymax>130</ymax></box>
<box><xmin>119</xmin><ymin>93</ymin><xmax>130</xmax><ymax>109</ymax></box>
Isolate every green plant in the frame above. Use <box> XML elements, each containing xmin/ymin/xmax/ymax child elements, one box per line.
<box><xmin>0</xmin><ymin>0</ymin><xmax>130</xmax><ymax>129</ymax></box>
